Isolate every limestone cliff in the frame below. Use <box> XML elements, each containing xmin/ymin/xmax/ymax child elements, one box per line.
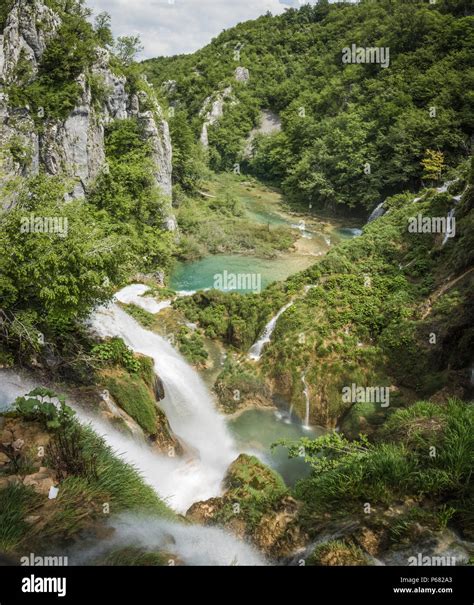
<box><xmin>0</xmin><ymin>0</ymin><xmax>175</xmax><ymax>229</ymax></box>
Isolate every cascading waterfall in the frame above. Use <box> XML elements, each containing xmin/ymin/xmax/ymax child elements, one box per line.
<box><xmin>248</xmin><ymin>302</ymin><xmax>294</xmax><ymax>361</ymax></box>
<box><xmin>88</xmin><ymin>292</ymin><xmax>237</xmax><ymax>512</ymax></box>
<box><xmin>72</xmin><ymin>513</ymin><xmax>266</xmax><ymax>566</ymax></box>
<box><xmin>367</xmin><ymin>201</ymin><xmax>385</xmax><ymax>223</ymax></box>
<box><xmin>301</xmin><ymin>372</ymin><xmax>311</xmax><ymax>429</ymax></box>
<box><xmin>0</xmin><ymin>370</ymin><xmax>37</xmax><ymax>412</ymax></box>
<box><xmin>442</xmin><ymin>207</ymin><xmax>456</xmax><ymax>247</ymax></box>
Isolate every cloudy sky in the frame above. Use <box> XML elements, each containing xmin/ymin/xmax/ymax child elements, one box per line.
<box><xmin>86</xmin><ymin>0</ymin><xmax>319</xmax><ymax>58</ymax></box>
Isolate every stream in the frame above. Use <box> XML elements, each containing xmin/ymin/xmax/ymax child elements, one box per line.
<box><xmin>0</xmin><ymin>187</ymin><xmax>360</xmax><ymax>564</ymax></box>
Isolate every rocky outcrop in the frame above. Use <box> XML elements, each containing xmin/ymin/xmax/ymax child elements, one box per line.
<box><xmin>0</xmin><ymin>0</ymin><xmax>175</xmax><ymax>229</ymax></box>
<box><xmin>186</xmin><ymin>453</ymin><xmax>306</xmax><ymax>559</ymax></box>
<box><xmin>234</xmin><ymin>66</ymin><xmax>249</xmax><ymax>82</ymax></box>
<box><xmin>0</xmin><ymin>0</ymin><xmax>61</xmax><ymax>83</ymax></box>
<box><xmin>243</xmin><ymin>109</ymin><xmax>281</xmax><ymax>158</ymax></box>
<box><xmin>40</xmin><ymin>72</ymin><xmax>105</xmax><ymax>199</ymax></box>
<box><xmin>199</xmin><ymin>86</ymin><xmax>234</xmax><ymax>147</ymax></box>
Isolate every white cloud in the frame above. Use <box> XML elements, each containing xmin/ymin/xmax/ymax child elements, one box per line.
<box><xmin>87</xmin><ymin>0</ymin><xmax>290</xmax><ymax>58</ymax></box>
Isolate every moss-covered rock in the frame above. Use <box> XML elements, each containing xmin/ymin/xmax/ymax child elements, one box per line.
<box><xmin>186</xmin><ymin>454</ymin><xmax>306</xmax><ymax>558</ymax></box>
<box><xmin>100</xmin><ymin>367</ymin><xmax>182</xmax><ymax>455</ymax></box>
<box><xmin>307</xmin><ymin>540</ymin><xmax>370</xmax><ymax>566</ymax></box>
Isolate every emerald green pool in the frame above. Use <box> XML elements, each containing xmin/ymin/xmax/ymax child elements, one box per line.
<box><xmin>170</xmin><ymin>253</ymin><xmax>323</xmax><ymax>293</ymax></box>
<box><xmin>227</xmin><ymin>408</ymin><xmax>325</xmax><ymax>486</ymax></box>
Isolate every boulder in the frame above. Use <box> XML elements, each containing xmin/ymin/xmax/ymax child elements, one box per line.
<box><xmin>23</xmin><ymin>467</ymin><xmax>56</xmax><ymax>496</ymax></box>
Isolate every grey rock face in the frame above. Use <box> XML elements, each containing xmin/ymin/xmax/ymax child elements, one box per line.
<box><xmin>40</xmin><ymin>73</ymin><xmax>105</xmax><ymax>198</ymax></box>
<box><xmin>199</xmin><ymin>86</ymin><xmax>233</xmax><ymax>147</ymax></box>
<box><xmin>0</xmin><ymin>0</ymin><xmax>61</xmax><ymax>83</ymax></box>
<box><xmin>234</xmin><ymin>66</ymin><xmax>250</xmax><ymax>82</ymax></box>
<box><xmin>92</xmin><ymin>47</ymin><xmax>129</xmax><ymax>122</ymax></box>
<box><xmin>0</xmin><ymin>1</ymin><xmax>175</xmax><ymax>229</ymax></box>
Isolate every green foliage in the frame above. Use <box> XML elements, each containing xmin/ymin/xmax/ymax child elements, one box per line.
<box><xmin>177</xmin><ymin>327</ymin><xmax>208</xmax><ymax>366</ymax></box>
<box><xmin>213</xmin><ymin>454</ymin><xmax>287</xmax><ymax>531</ymax></box>
<box><xmin>214</xmin><ymin>358</ymin><xmax>270</xmax><ymax>413</ymax></box>
<box><xmin>169</xmin><ymin>110</ymin><xmax>207</xmax><ymax>193</ymax></box>
<box><xmin>89</xmin><ymin>118</ymin><xmax>174</xmax><ymax>272</ymax></box>
<box><xmin>286</xmin><ymin>399</ymin><xmax>473</xmax><ymax>522</ymax></box>
<box><xmin>122</xmin><ymin>304</ymin><xmax>156</xmax><ymax>328</ymax></box>
<box><xmin>114</xmin><ymin>35</ymin><xmax>144</xmax><ymax>66</ymax></box>
<box><xmin>8</xmin><ymin>13</ymin><xmax>97</xmax><ymax>121</ymax></box>
<box><xmin>92</xmin><ymin>337</ymin><xmax>141</xmax><ymax>374</ymax></box>
<box><xmin>0</xmin><ymin>483</ymin><xmax>40</xmax><ymax>551</ymax></box>
<box><xmin>46</xmin><ymin>423</ymin><xmax>99</xmax><ymax>482</ymax></box>
<box><xmin>143</xmin><ymin>1</ymin><xmax>473</xmax><ymax>211</ymax></box>
<box><xmin>14</xmin><ymin>388</ymin><xmax>75</xmax><ymax>431</ymax></box>
<box><xmin>94</xmin><ymin>11</ymin><xmax>114</xmax><ymax>47</ymax></box>
<box><xmin>421</xmin><ymin>149</ymin><xmax>445</xmax><ymax>182</ymax></box>
<box><xmin>103</xmin><ymin>371</ymin><xmax>158</xmax><ymax>435</ymax></box>
<box><xmin>389</xmin><ymin>505</ymin><xmax>456</xmax><ymax>544</ymax></box>
<box><xmin>307</xmin><ymin>540</ymin><xmax>369</xmax><ymax>566</ymax></box>
<box><xmin>174</xmin><ymin>287</ymin><xmax>285</xmax><ymax>349</ymax></box>
<box><xmin>0</xmin><ymin>173</ymin><xmax>131</xmax><ymax>363</ymax></box>
<box><xmin>0</xmin><ymin>0</ymin><xmax>14</xmax><ymax>32</ymax></box>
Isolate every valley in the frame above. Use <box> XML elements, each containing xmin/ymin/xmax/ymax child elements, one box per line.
<box><xmin>0</xmin><ymin>0</ymin><xmax>472</xmax><ymax>579</ymax></box>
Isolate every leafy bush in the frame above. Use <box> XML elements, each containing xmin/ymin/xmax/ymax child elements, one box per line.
<box><xmin>14</xmin><ymin>388</ymin><xmax>75</xmax><ymax>431</ymax></box>
<box><xmin>285</xmin><ymin>399</ymin><xmax>473</xmax><ymax>526</ymax></box>
<box><xmin>92</xmin><ymin>338</ymin><xmax>141</xmax><ymax>374</ymax></box>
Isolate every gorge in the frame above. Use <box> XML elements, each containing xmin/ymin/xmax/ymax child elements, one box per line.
<box><xmin>0</xmin><ymin>0</ymin><xmax>473</xmax><ymax>577</ymax></box>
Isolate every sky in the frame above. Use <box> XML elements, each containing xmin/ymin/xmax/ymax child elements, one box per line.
<box><xmin>86</xmin><ymin>0</ymin><xmax>320</xmax><ymax>59</ymax></box>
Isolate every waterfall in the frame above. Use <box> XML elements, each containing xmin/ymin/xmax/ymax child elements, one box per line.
<box><xmin>367</xmin><ymin>201</ymin><xmax>385</xmax><ymax>223</ymax></box>
<box><xmin>0</xmin><ymin>370</ymin><xmax>37</xmax><ymax>412</ymax></box>
<box><xmin>441</xmin><ymin>207</ymin><xmax>456</xmax><ymax>247</ymax></box>
<box><xmin>87</xmin><ymin>296</ymin><xmax>237</xmax><ymax>512</ymax></box>
<box><xmin>301</xmin><ymin>372</ymin><xmax>311</xmax><ymax>429</ymax></box>
<box><xmin>72</xmin><ymin>513</ymin><xmax>267</xmax><ymax>566</ymax></box>
<box><xmin>248</xmin><ymin>302</ymin><xmax>294</xmax><ymax>361</ymax></box>
<box><xmin>436</xmin><ymin>179</ymin><xmax>457</xmax><ymax>194</ymax></box>
<box><xmin>0</xmin><ymin>288</ymin><xmax>237</xmax><ymax>512</ymax></box>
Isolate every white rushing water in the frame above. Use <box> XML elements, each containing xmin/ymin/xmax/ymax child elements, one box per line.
<box><xmin>248</xmin><ymin>302</ymin><xmax>294</xmax><ymax>361</ymax></box>
<box><xmin>115</xmin><ymin>284</ymin><xmax>171</xmax><ymax>314</ymax></box>
<box><xmin>301</xmin><ymin>372</ymin><xmax>311</xmax><ymax>430</ymax></box>
<box><xmin>73</xmin><ymin>513</ymin><xmax>267</xmax><ymax>566</ymax></box>
<box><xmin>0</xmin><ymin>370</ymin><xmax>37</xmax><ymax>411</ymax></box>
<box><xmin>367</xmin><ymin>201</ymin><xmax>385</xmax><ymax>223</ymax></box>
<box><xmin>88</xmin><ymin>290</ymin><xmax>237</xmax><ymax>512</ymax></box>
<box><xmin>441</xmin><ymin>207</ymin><xmax>456</xmax><ymax>247</ymax></box>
